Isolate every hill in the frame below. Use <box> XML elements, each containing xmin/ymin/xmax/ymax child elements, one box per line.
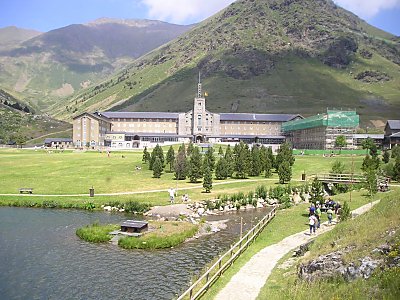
<box><xmin>0</xmin><ymin>89</ymin><xmax>70</xmax><ymax>144</ymax></box>
<box><xmin>0</xmin><ymin>26</ymin><xmax>42</xmax><ymax>50</ymax></box>
<box><xmin>57</xmin><ymin>0</ymin><xmax>400</xmax><ymax>125</ymax></box>
<box><xmin>0</xmin><ymin>19</ymin><xmax>193</xmax><ymax>110</ymax></box>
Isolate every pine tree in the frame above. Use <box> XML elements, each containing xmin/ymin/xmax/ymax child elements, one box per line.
<box><xmin>149</xmin><ymin>144</ymin><xmax>164</xmax><ymax>170</ymax></box>
<box><xmin>152</xmin><ymin>157</ymin><xmax>163</xmax><ymax>178</ymax></box>
<box><xmin>310</xmin><ymin>177</ymin><xmax>324</xmax><ymax>204</ymax></box>
<box><xmin>382</xmin><ymin>150</ymin><xmax>390</xmax><ymax>164</ymax></box>
<box><xmin>264</xmin><ymin>156</ymin><xmax>272</xmax><ymax>178</ymax></box>
<box><xmin>174</xmin><ymin>146</ymin><xmax>187</xmax><ymax>180</ymax></box>
<box><xmin>275</xmin><ymin>142</ymin><xmax>294</xmax><ymax>170</ymax></box>
<box><xmin>166</xmin><ymin>146</ymin><xmax>175</xmax><ymax>172</ymax></box>
<box><xmin>340</xmin><ymin>201</ymin><xmax>351</xmax><ymax>222</ymax></box>
<box><xmin>278</xmin><ymin>160</ymin><xmax>292</xmax><ymax>184</ymax></box>
<box><xmin>364</xmin><ymin>167</ymin><xmax>377</xmax><ymax>197</ymax></box>
<box><xmin>250</xmin><ymin>145</ymin><xmax>262</xmax><ymax>176</ymax></box>
<box><xmin>393</xmin><ymin>156</ymin><xmax>400</xmax><ymax>182</ymax></box>
<box><xmin>218</xmin><ymin>145</ymin><xmax>224</xmax><ymax>157</ymax></box>
<box><xmin>215</xmin><ymin>157</ymin><xmax>229</xmax><ymax>180</ymax></box>
<box><xmin>234</xmin><ymin>141</ymin><xmax>251</xmax><ymax>179</ymax></box>
<box><xmin>224</xmin><ymin>145</ymin><xmax>234</xmax><ymax>177</ymax></box>
<box><xmin>187</xmin><ymin>141</ymin><xmax>194</xmax><ymax>156</ymax></box>
<box><xmin>203</xmin><ymin>147</ymin><xmax>215</xmax><ymax>171</ymax></box>
<box><xmin>203</xmin><ymin>164</ymin><xmax>213</xmax><ymax>193</ymax></box>
<box><xmin>188</xmin><ymin>147</ymin><xmax>203</xmax><ymax>183</ymax></box>
<box><xmin>267</xmin><ymin>147</ymin><xmax>275</xmax><ymax>168</ymax></box>
<box><xmin>142</xmin><ymin>146</ymin><xmax>150</xmax><ymax>163</ymax></box>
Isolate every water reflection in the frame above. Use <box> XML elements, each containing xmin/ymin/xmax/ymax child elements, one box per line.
<box><xmin>0</xmin><ymin>206</ymin><xmax>271</xmax><ymax>300</ymax></box>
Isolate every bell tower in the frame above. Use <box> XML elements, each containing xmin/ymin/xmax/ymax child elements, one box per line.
<box><xmin>192</xmin><ymin>73</ymin><xmax>207</xmax><ymax>140</ymax></box>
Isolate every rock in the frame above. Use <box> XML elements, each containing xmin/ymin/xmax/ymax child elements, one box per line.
<box><xmin>197</xmin><ymin>207</ymin><xmax>205</xmax><ymax>215</ymax></box>
<box><xmin>119</xmin><ymin>208</ymin><xmax>125</xmax><ymax>212</ymax></box>
<box><xmin>103</xmin><ymin>206</ymin><xmax>112</xmax><ymax>212</ymax></box>
<box><xmin>257</xmin><ymin>202</ymin><xmax>264</xmax><ymax>208</ymax></box>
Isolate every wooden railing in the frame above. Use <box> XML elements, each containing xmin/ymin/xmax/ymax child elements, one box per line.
<box><xmin>177</xmin><ymin>207</ymin><xmax>276</xmax><ymax>300</ymax></box>
<box><xmin>310</xmin><ymin>173</ymin><xmax>365</xmax><ymax>183</ymax></box>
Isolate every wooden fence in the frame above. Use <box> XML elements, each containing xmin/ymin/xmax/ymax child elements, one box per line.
<box><xmin>310</xmin><ymin>173</ymin><xmax>365</xmax><ymax>184</ymax></box>
<box><xmin>177</xmin><ymin>207</ymin><xmax>276</xmax><ymax>300</ymax></box>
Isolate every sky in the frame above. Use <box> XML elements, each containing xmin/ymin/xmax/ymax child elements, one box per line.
<box><xmin>0</xmin><ymin>0</ymin><xmax>399</xmax><ymax>36</ymax></box>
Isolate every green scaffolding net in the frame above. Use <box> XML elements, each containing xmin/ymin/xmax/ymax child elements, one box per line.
<box><xmin>282</xmin><ymin>110</ymin><xmax>359</xmax><ymax>132</ymax></box>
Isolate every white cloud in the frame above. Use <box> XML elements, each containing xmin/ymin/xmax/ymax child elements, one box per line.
<box><xmin>334</xmin><ymin>0</ymin><xmax>400</xmax><ymax>19</ymax></box>
<box><xmin>140</xmin><ymin>0</ymin><xmax>235</xmax><ymax>24</ymax></box>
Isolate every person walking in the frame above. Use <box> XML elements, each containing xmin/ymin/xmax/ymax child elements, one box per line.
<box><xmin>315</xmin><ymin>205</ymin><xmax>322</xmax><ymax>229</ymax></box>
<box><xmin>327</xmin><ymin>207</ymin><xmax>334</xmax><ymax>225</ymax></box>
<box><xmin>168</xmin><ymin>188</ymin><xmax>175</xmax><ymax>204</ymax></box>
<box><xmin>309</xmin><ymin>214</ymin><xmax>317</xmax><ymax>235</ymax></box>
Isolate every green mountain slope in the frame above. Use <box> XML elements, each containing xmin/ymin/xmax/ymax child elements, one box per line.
<box><xmin>0</xmin><ymin>89</ymin><xmax>71</xmax><ymax>144</ymax></box>
<box><xmin>0</xmin><ymin>19</ymin><xmax>192</xmax><ymax>110</ymax></box>
<box><xmin>57</xmin><ymin>0</ymin><xmax>400</xmax><ymax>125</ymax></box>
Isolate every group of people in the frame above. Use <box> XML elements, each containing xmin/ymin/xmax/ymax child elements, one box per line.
<box><xmin>308</xmin><ymin>200</ymin><xmax>337</xmax><ymax>235</ymax></box>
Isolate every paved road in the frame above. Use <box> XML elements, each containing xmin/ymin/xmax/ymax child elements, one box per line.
<box><xmin>215</xmin><ymin>200</ymin><xmax>380</xmax><ymax>300</ymax></box>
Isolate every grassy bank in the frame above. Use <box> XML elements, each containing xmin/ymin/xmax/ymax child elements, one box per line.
<box><xmin>258</xmin><ymin>188</ymin><xmax>400</xmax><ymax>299</ymax></box>
<box><xmin>76</xmin><ymin>220</ymin><xmax>199</xmax><ymax>249</ymax></box>
<box><xmin>76</xmin><ymin>223</ymin><xmax>119</xmax><ymax>243</ymax></box>
<box><xmin>118</xmin><ymin>221</ymin><xmax>198</xmax><ymax>249</ymax></box>
<box><xmin>200</xmin><ymin>190</ymin><xmax>373</xmax><ymax>300</ymax></box>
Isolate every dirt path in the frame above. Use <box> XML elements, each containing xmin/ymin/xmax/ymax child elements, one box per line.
<box><xmin>215</xmin><ymin>201</ymin><xmax>380</xmax><ymax>300</ymax></box>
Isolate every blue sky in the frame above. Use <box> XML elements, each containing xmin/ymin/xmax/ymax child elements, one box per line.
<box><xmin>0</xmin><ymin>0</ymin><xmax>399</xmax><ymax>36</ymax></box>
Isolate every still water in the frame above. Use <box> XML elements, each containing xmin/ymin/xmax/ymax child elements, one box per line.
<box><xmin>0</xmin><ymin>207</ymin><xmax>271</xmax><ymax>300</ymax></box>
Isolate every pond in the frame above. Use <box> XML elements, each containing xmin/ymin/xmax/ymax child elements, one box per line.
<box><xmin>0</xmin><ymin>206</ymin><xmax>272</xmax><ymax>300</ymax></box>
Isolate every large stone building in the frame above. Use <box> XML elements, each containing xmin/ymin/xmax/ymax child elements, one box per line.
<box><xmin>72</xmin><ymin>78</ymin><xmax>302</xmax><ymax>149</ymax></box>
<box><xmin>282</xmin><ymin>110</ymin><xmax>360</xmax><ymax>150</ymax></box>
<box><xmin>384</xmin><ymin>120</ymin><xmax>400</xmax><ymax>149</ymax></box>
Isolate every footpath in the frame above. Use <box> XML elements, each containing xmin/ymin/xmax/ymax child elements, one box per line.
<box><xmin>215</xmin><ymin>201</ymin><xmax>380</xmax><ymax>300</ymax></box>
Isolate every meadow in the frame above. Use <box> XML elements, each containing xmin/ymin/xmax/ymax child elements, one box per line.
<box><xmin>0</xmin><ymin>148</ymin><xmax>365</xmax><ymax>208</ymax></box>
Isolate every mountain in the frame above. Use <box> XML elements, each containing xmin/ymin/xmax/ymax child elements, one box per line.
<box><xmin>57</xmin><ymin>0</ymin><xmax>400</xmax><ymax>125</ymax></box>
<box><xmin>0</xmin><ymin>26</ymin><xmax>42</xmax><ymax>50</ymax></box>
<box><xmin>0</xmin><ymin>89</ymin><xmax>71</xmax><ymax>144</ymax></box>
<box><xmin>0</xmin><ymin>19</ymin><xmax>193</xmax><ymax>110</ymax></box>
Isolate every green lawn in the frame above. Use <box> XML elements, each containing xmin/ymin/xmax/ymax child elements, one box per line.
<box><xmin>0</xmin><ymin>149</ymin><xmax>366</xmax><ymax>208</ymax></box>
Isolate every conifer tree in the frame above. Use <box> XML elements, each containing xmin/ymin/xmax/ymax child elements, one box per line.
<box><xmin>174</xmin><ymin>146</ymin><xmax>187</xmax><ymax>180</ymax></box>
<box><xmin>142</xmin><ymin>146</ymin><xmax>150</xmax><ymax>163</ymax></box>
<box><xmin>215</xmin><ymin>157</ymin><xmax>229</xmax><ymax>180</ymax></box>
<box><xmin>275</xmin><ymin>142</ymin><xmax>294</xmax><ymax>170</ymax></box>
<box><xmin>310</xmin><ymin>177</ymin><xmax>324</xmax><ymax>204</ymax></box>
<box><xmin>393</xmin><ymin>156</ymin><xmax>400</xmax><ymax>182</ymax></box>
<box><xmin>188</xmin><ymin>147</ymin><xmax>203</xmax><ymax>183</ymax></box>
<box><xmin>224</xmin><ymin>144</ymin><xmax>234</xmax><ymax>177</ymax></box>
<box><xmin>250</xmin><ymin>145</ymin><xmax>262</xmax><ymax>176</ymax></box>
<box><xmin>203</xmin><ymin>147</ymin><xmax>216</xmax><ymax>171</ymax></box>
<box><xmin>149</xmin><ymin>144</ymin><xmax>164</xmax><ymax>170</ymax></box>
<box><xmin>267</xmin><ymin>147</ymin><xmax>275</xmax><ymax>168</ymax></box>
<box><xmin>152</xmin><ymin>157</ymin><xmax>163</xmax><ymax>178</ymax></box>
<box><xmin>264</xmin><ymin>156</ymin><xmax>272</xmax><ymax>178</ymax></box>
<box><xmin>187</xmin><ymin>141</ymin><xmax>194</xmax><ymax>156</ymax></box>
<box><xmin>278</xmin><ymin>160</ymin><xmax>292</xmax><ymax>184</ymax></box>
<box><xmin>383</xmin><ymin>150</ymin><xmax>390</xmax><ymax>164</ymax></box>
<box><xmin>166</xmin><ymin>146</ymin><xmax>175</xmax><ymax>172</ymax></box>
<box><xmin>234</xmin><ymin>141</ymin><xmax>251</xmax><ymax>179</ymax></box>
<box><xmin>203</xmin><ymin>163</ymin><xmax>213</xmax><ymax>193</ymax></box>
<box><xmin>218</xmin><ymin>145</ymin><xmax>224</xmax><ymax>157</ymax></box>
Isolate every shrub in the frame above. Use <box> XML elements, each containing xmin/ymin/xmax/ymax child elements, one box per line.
<box><xmin>124</xmin><ymin>201</ymin><xmax>151</xmax><ymax>214</ymax></box>
<box><xmin>339</xmin><ymin>201</ymin><xmax>351</xmax><ymax>221</ymax></box>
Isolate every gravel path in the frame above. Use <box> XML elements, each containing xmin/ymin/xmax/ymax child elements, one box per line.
<box><xmin>215</xmin><ymin>200</ymin><xmax>380</xmax><ymax>300</ymax></box>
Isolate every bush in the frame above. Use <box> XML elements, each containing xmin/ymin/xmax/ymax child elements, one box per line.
<box><xmin>339</xmin><ymin>201</ymin><xmax>351</xmax><ymax>221</ymax></box>
<box><xmin>124</xmin><ymin>201</ymin><xmax>151</xmax><ymax>214</ymax></box>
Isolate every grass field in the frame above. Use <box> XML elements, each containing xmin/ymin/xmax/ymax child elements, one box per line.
<box><xmin>0</xmin><ymin>148</ymin><xmax>366</xmax><ymax>208</ymax></box>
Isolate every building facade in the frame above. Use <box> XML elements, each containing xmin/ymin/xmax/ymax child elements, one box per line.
<box><xmin>72</xmin><ymin>79</ymin><xmax>302</xmax><ymax>149</ymax></box>
<box><xmin>384</xmin><ymin>120</ymin><xmax>400</xmax><ymax>149</ymax></box>
<box><xmin>282</xmin><ymin>110</ymin><xmax>360</xmax><ymax>150</ymax></box>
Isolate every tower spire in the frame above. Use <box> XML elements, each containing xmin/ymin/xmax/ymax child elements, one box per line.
<box><xmin>197</xmin><ymin>72</ymin><xmax>202</xmax><ymax>98</ymax></box>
